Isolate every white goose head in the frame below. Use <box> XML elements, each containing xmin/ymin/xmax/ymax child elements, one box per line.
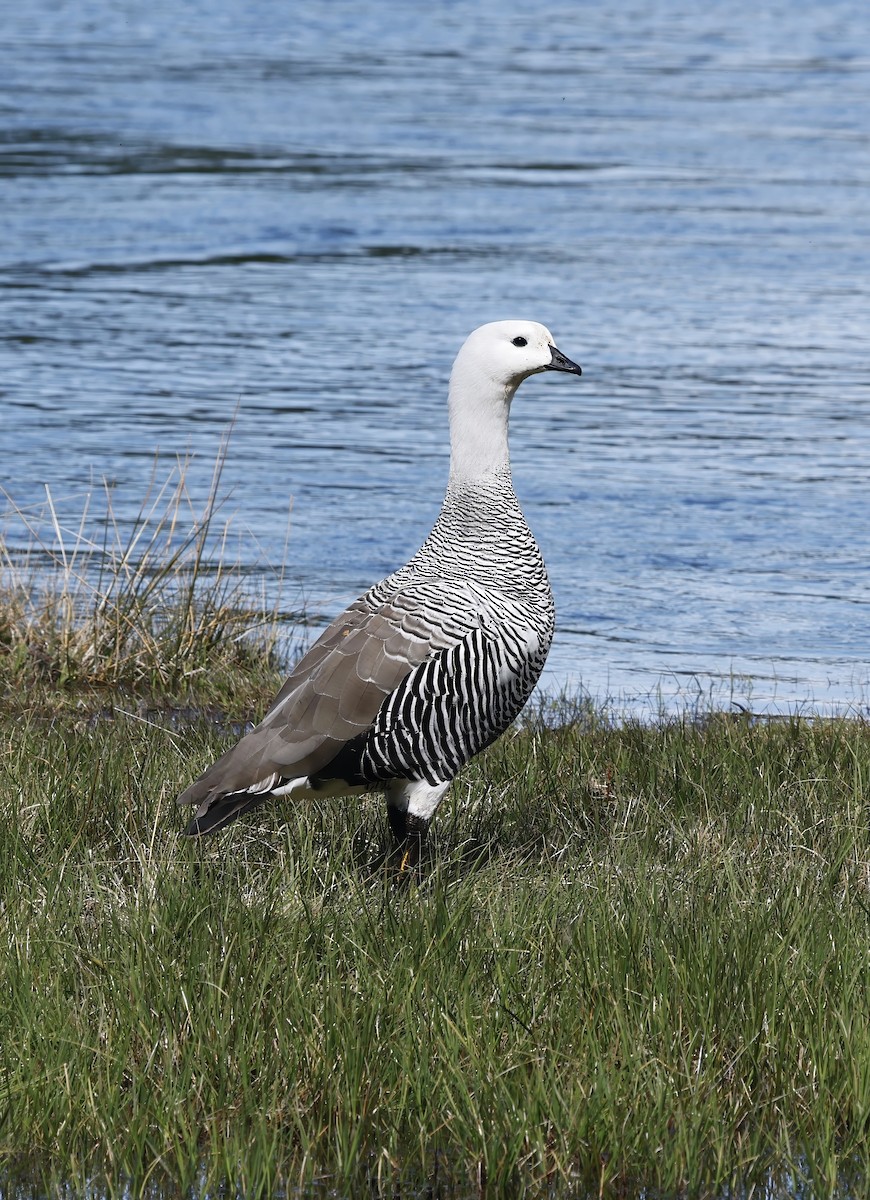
<box><xmin>453</xmin><ymin>320</ymin><xmax>582</xmax><ymax>393</ymax></box>
<box><xmin>447</xmin><ymin>320</ymin><xmax>582</xmax><ymax>482</ymax></box>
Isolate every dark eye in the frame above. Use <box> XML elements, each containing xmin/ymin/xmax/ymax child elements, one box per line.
<box><xmin>511</xmin><ymin>336</ymin><xmax>528</xmax><ymax>347</ymax></box>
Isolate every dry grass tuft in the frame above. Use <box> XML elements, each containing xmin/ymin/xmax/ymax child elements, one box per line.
<box><xmin>0</xmin><ymin>439</ymin><xmax>295</xmax><ymax>710</ymax></box>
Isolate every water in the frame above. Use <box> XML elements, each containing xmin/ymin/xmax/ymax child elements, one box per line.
<box><xmin>2</xmin><ymin>0</ymin><xmax>869</xmax><ymax>716</ymax></box>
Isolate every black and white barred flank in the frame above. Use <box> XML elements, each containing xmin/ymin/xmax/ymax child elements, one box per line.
<box><xmin>313</xmin><ymin>613</ymin><xmax>549</xmax><ymax>790</ymax></box>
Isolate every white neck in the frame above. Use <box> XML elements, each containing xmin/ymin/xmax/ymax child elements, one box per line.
<box><xmin>447</xmin><ymin>357</ymin><xmax>518</xmax><ymax>483</ymax></box>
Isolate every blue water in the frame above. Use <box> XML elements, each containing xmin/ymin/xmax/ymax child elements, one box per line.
<box><xmin>2</xmin><ymin>0</ymin><xmax>869</xmax><ymax>716</ymax></box>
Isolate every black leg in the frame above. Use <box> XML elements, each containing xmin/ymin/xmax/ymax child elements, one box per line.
<box><xmin>399</xmin><ymin>813</ymin><xmax>429</xmax><ymax>871</ymax></box>
<box><xmin>386</xmin><ymin>805</ymin><xmax>429</xmax><ymax>871</ymax></box>
<box><xmin>387</xmin><ymin>803</ymin><xmax>408</xmax><ymax>842</ymax></box>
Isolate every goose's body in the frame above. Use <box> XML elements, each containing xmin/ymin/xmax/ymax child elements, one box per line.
<box><xmin>178</xmin><ymin>321</ymin><xmax>581</xmax><ymax>850</ymax></box>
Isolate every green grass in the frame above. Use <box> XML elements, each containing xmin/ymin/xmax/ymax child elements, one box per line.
<box><xmin>3</xmin><ymin>463</ymin><xmax>870</xmax><ymax>1196</ymax></box>
<box><xmin>2</xmin><ymin>704</ymin><xmax>870</xmax><ymax>1198</ymax></box>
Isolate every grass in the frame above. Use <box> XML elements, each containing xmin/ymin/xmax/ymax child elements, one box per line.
<box><xmin>2</xmin><ymin>707</ymin><xmax>870</xmax><ymax>1197</ymax></box>
<box><xmin>0</xmin><ymin>442</ymin><xmax>293</xmax><ymax>715</ymax></box>
<box><xmin>2</xmin><ymin>466</ymin><xmax>870</xmax><ymax>1198</ymax></box>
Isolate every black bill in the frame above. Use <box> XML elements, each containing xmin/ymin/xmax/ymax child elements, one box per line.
<box><xmin>545</xmin><ymin>345</ymin><xmax>582</xmax><ymax>375</ymax></box>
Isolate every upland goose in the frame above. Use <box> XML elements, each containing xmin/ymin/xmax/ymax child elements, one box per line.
<box><xmin>178</xmin><ymin>320</ymin><xmax>582</xmax><ymax>859</ymax></box>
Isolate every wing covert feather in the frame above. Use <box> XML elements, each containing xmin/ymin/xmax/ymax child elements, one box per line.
<box><xmin>177</xmin><ymin>581</ymin><xmax>481</xmax><ymax>808</ymax></box>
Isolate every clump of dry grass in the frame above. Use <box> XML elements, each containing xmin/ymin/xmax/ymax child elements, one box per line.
<box><xmin>0</xmin><ymin>440</ymin><xmax>295</xmax><ymax>709</ymax></box>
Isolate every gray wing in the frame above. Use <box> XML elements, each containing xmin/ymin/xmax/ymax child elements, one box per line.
<box><xmin>177</xmin><ymin>580</ymin><xmax>481</xmax><ymax>814</ymax></box>
<box><xmin>314</xmin><ymin>615</ymin><xmax>549</xmax><ymax>789</ymax></box>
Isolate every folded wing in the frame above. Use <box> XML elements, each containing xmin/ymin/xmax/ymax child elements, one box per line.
<box><xmin>177</xmin><ymin>580</ymin><xmax>481</xmax><ymax>817</ymax></box>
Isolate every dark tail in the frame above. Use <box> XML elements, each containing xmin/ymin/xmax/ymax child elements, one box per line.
<box><xmin>182</xmin><ymin>790</ymin><xmax>270</xmax><ymax>837</ymax></box>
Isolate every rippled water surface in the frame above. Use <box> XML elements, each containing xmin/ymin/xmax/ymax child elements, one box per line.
<box><xmin>2</xmin><ymin>0</ymin><xmax>869</xmax><ymax>714</ymax></box>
